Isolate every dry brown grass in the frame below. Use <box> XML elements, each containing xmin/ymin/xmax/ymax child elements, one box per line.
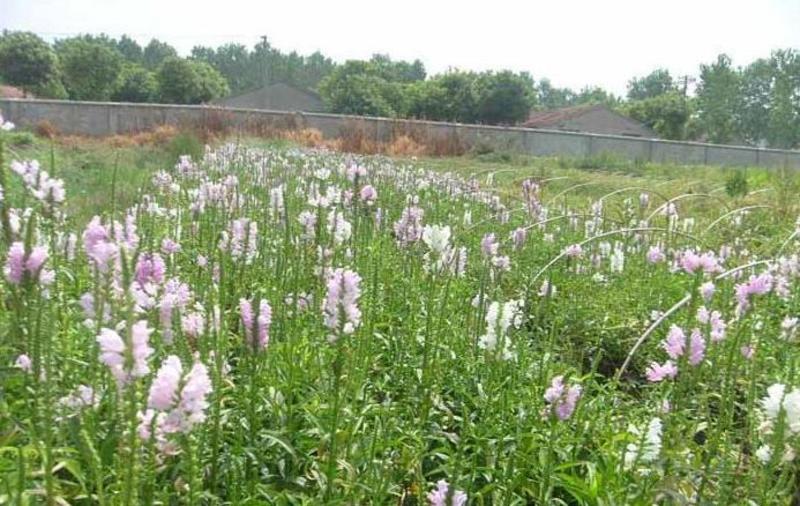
<box><xmin>37</xmin><ymin>114</ymin><xmax>470</xmax><ymax>158</ymax></box>
<box><xmin>35</xmin><ymin>120</ymin><xmax>59</xmax><ymax>139</ymax></box>
<box><xmin>282</xmin><ymin>128</ymin><xmax>325</xmax><ymax>148</ymax></box>
<box><xmin>386</xmin><ymin>135</ymin><xmax>427</xmax><ymax>157</ymax></box>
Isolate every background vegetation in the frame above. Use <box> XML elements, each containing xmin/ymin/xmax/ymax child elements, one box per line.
<box><xmin>0</xmin><ymin>30</ymin><xmax>799</xmax><ymax>147</ymax></box>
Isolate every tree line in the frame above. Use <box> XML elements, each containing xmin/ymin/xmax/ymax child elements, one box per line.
<box><xmin>0</xmin><ymin>30</ymin><xmax>798</xmax><ymax>148</ymax></box>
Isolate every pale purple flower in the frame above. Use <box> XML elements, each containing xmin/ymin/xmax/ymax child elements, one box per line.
<box><xmin>3</xmin><ymin>242</ymin><xmax>49</xmax><ymax>284</ymax></box>
<box><xmin>427</xmin><ymin>479</ymin><xmax>467</xmax><ymax>506</ymax></box>
<box><xmin>662</xmin><ymin>325</ymin><xmax>686</xmax><ymax>359</ymax></box>
<box><xmin>710</xmin><ymin>311</ymin><xmax>727</xmax><ymax>342</ymax></box>
<box><xmin>59</xmin><ymin>385</ymin><xmax>98</xmax><ymax>410</ymax></box>
<box><xmin>178</xmin><ymin>362</ymin><xmax>212</xmax><ymax>427</ymax></box>
<box><xmin>699</xmin><ymin>281</ymin><xmax>715</xmax><ymax>302</ymax></box>
<box><xmin>83</xmin><ymin>217</ymin><xmax>119</xmax><ymax>272</ymax></box>
<box><xmin>646</xmin><ymin>360</ymin><xmax>678</xmax><ymax>382</ymax></box>
<box><xmin>322</xmin><ymin>268</ymin><xmax>362</xmax><ymax>340</ymax></box>
<box><xmin>688</xmin><ymin>329</ymin><xmax>706</xmax><ymax>366</ymax></box>
<box><xmin>564</xmin><ymin>243</ymin><xmax>583</xmax><ymax>258</ymax></box>
<box><xmin>481</xmin><ymin>233</ymin><xmax>498</xmax><ymax>257</ymax></box>
<box><xmin>130</xmin><ymin>320</ymin><xmax>154</xmax><ymax>377</ymax></box>
<box><xmin>741</xmin><ymin>345</ymin><xmax>755</xmax><ymax>360</ymax></box>
<box><xmin>161</xmin><ymin>238</ymin><xmax>181</xmax><ymax>255</ymax></box>
<box><xmin>239</xmin><ymin>298</ymin><xmax>271</xmax><ymax>349</ymax></box>
<box><xmin>359</xmin><ymin>185</ymin><xmax>377</xmax><ymax>206</ymax></box>
<box><xmin>158</xmin><ymin>278</ymin><xmax>192</xmax><ymax>343</ymax></box>
<box><xmin>139</xmin><ymin>357</ymin><xmax>212</xmax><ymax>452</ymax></box>
<box><xmin>256</xmin><ymin>299</ymin><xmax>272</xmax><ymax>349</ymax></box>
<box><xmin>220</xmin><ymin>218</ymin><xmax>258</xmax><ymax>264</ymax></box>
<box><xmin>680</xmin><ymin>250</ymin><xmax>721</xmax><ymax>275</ymax></box>
<box><xmin>393</xmin><ymin>206</ymin><xmax>424</xmax><ymax>246</ymax></box>
<box><xmin>135</xmin><ymin>253</ymin><xmax>166</xmax><ymax>286</ymax></box>
<box><xmin>544</xmin><ymin>375</ymin><xmax>582</xmax><ymax>421</ymax></box>
<box><xmin>298</xmin><ymin>210</ymin><xmax>317</xmax><ymax>240</ymax></box>
<box><xmin>112</xmin><ymin>214</ymin><xmax>139</xmax><ymax>253</ymax></box>
<box><xmin>181</xmin><ymin>311</ymin><xmax>205</xmax><ymax>339</ymax></box>
<box><xmin>346</xmin><ymin>164</ymin><xmax>367</xmax><ymax>182</ymax></box>
<box><xmin>15</xmin><ymin>354</ymin><xmax>32</xmax><ymax>372</ymax></box>
<box><xmin>240</xmin><ymin>298</ymin><xmax>254</xmax><ymax>338</ymax></box>
<box><xmin>147</xmin><ymin>355</ymin><xmax>183</xmax><ymax>410</ymax></box>
<box><xmin>25</xmin><ymin>246</ymin><xmax>48</xmax><ymax>275</ymax></box>
<box><xmin>735</xmin><ymin>273</ymin><xmax>773</xmax><ymax>313</ymax></box>
<box><xmin>4</xmin><ymin>241</ymin><xmax>25</xmax><ymax>284</ymax></box>
<box><xmin>97</xmin><ymin>328</ymin><xmax>127</xmax><ymax>384</ymax></box>
<box><xmin>511</xmin><ymin>227</ymin><xmax>527</xmax><ymax>250</ymax></box>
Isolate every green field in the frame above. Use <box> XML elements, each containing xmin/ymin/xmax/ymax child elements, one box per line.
<box><xmin>3</xmin><ymin>129</ymin><xmax>800</xmax><ymax>504</ymax></box>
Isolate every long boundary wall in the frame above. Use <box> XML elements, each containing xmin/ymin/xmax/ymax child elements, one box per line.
<box><xmin>2</xmin><ymin>98</ymin><xmax>798</xmax><ymax>169</ymax></box>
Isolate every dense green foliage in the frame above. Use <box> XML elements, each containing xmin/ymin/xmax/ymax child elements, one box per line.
<box><xmin>624</xmin><ymin>91</ymin><xmax>694</xmax><ymax>140</ymax></box>
<box><xmin>156</xmin><ymin>57</ymin><xmax>229</xmax><ymax>104</ymax></box>
<box><xmin>319</xmin><ymin>64</ymin><xmax>536</xmax><ymax>125</ymax></box>
<box><xmin>55</xmin><ymin>35</ymin><xmax>125</xmax><ymax>101</ymax></box>
<box><xmin>0</xmin><ymin>31</ymin><xmax>60</xmax><ymax>95</ymax></box>
<box><xmin>112</xmin><ymin>63</ymin><xmax>159</xmax><ymax>103</ymax></box>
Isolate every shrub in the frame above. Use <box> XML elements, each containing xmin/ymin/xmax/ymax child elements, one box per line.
<box><xmin>724</xmin><ymin>169</ymin><xmax>749</xmax><ymax>198</ymax></box>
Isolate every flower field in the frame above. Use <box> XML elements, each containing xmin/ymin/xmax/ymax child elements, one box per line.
<box><xmin>3</xmin><ymin>120</ymin><xmax>800</xmax><ymax>504</ymax></box>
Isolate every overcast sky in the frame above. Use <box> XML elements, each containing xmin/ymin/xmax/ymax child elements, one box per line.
<box><xmin>4</xmin><ymin>0</ymin><xmax>800</xmax><ymax>95</ymax></box>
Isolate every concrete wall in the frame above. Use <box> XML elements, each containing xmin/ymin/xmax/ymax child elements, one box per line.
<box><xmin>2</xmin><ymin>98</ymin><xmax>799</xmax><ymax>169</ymax></box>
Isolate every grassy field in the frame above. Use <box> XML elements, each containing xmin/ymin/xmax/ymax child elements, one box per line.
<box><xmin>3</xmin><ymin>128</ymin><xmax>800</xmax><ymax>504</ymax></box>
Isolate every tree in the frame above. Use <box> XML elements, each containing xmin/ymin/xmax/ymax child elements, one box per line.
<box><xmin>696</xmin><ymin>54</ymin><xmax>740</xmax><ymax>144</ymax></box>
<box><xmin>197</xmin><ymin>43</ymin><xmax>252</xmax><ymax>94</ymax></box>
<box><xmin>0</xmin><ymin>31</ymin><xmax>59</xmax><ymax>95</ymax></box>
<box><xmin>56</xmin><ymin>36</ymin><xmax>123</xmax><ymax>100</ymax></box>
<box><xmin>406</xmin><ymin>70</ymin><xmax>479</xmax><ymax>123</ymax></box>
<box><xmin>474</xmin><ymin>71</ymin><xmax>535</xmax><ymax>125</ymax></box>
<box><xmin>191</xmin><ymin>60</ymin><xmax>230</xmax><ymax>103</ymax></box>
<box><xmin>736</xmin><ymin>57</ymin><xmax>774</xmax><ymax>145</ymax></box>
<box><xmin>156</xmin><ymin>57</ymin><xmax>229</xmax><ymax>104</ymax></box>
<box><xmin>765</xmin><ymin>50</ymin><xmax>800</xmax><ymax>149</ymax></box>
<box><xmin>112</xmin><ymin>63</ymin><xmax>157</xmax><ymax>102</ymax></box>
<box><xmin>573</xmin><ymin>86</ymin><xmax>619</xmax><ymax>107</ymax></box>
<box><xmin>536</xmin><ymin>78</ymin><xmax>577</xmax><ymax>110</ymax></box>
<box><xmin>624</xmin><ymin>92</ymin><xmax>692</xmax><ymax>140</ymax></box>
<box><xmin>369</xmin><ymin>54</ymin><xmax>426</xmax><ymax>82</ymax></box>
<box><xmin>143</xmin><ymin>39</ymin><xmax>178</xmax><ymax>70</ymax></box>
<box><xmin>318</xmin><ymin>62</ymin><xmax>397</xmax><ymax>117</ymax></box>
<box><xmin>627</xmin><ymin>69</ymin><xmax>674</xmax><ymax>100</ymax></box>
<box><xmin>117</xmin><ymin>35</ymin><xmax>143</xmax><ymax>64</ymax></box>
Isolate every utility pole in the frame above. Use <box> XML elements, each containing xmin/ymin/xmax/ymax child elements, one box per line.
<box><xmin>678</xmin><ymin>75</ymin><xmax>696</xmax><ymax>97</ymax></box>
<box><xmin>260</xmin><ymin>35</ymin><xmax>270</xmax><ymax>86</ymax></box>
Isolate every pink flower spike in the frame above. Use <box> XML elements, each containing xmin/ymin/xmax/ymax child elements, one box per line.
<box><xmin>147</xmin><ymin>355</ymin><xmax>183</xmax><ymax>410</ymax></box>
<box><xmin>688</xmin><ymin>329</ymin><xmax>706</xmax><ymax>366</ymax></box>
<box><xmin>15</xmin><ymin>354</ymin><xmax>32</xmax><ymax>372</ymax></box>
<box><xmin>4</xmin><ymin>242</ymin><xmax>25</xmax><ymax>284</ymax></box>
<box><xmin>662</xmin><ymin>325</ymin><xmax>686</xmax><ymax>359</ymax></box>
<box><xmin>646</xmin><ymin>360</ymin><xmax>678</xmax><ymax>382</ymax></box>
<box><xmin>544</xmin><ymin>375</ymin><xmax>582</xmax><ymax>421</ymax></box>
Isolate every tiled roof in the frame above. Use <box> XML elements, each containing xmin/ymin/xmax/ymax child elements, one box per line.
<box><xmin>522</xmin><ymin>105</ymin><xmax>604</xmax><ymax>128</ymax></box>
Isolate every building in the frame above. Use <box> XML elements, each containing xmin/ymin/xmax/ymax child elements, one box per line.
<box><xmin>522</xmin><ymin>104</ymin><xmax>656</xmax><ymax>138</ymax></box>
<box><xmin>213</xmin><ymin>82</ymin><xmax>326</xmax><ymax>112</ymax></box>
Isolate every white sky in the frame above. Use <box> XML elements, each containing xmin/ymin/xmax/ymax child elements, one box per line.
<box><xmin>3</xmin><ymin>0</ymin><xmax>799</xmax><ymax>96</ymax></box>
